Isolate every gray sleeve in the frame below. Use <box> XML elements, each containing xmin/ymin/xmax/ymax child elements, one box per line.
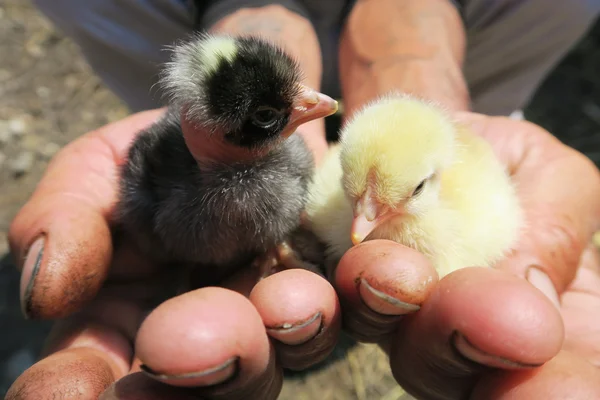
<box><xmin>191</xmin><ymin>0</ymin><xmax>310</xmax><ymax>30</ymax></box>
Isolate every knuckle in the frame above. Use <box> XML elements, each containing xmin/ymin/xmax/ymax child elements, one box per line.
<box><xmin>526</xmin><ymin>210</ymin><xmax>586</xmax><ymax>284</ymax></box>
<box><xmin>541</xmin><ymin>215</ymin><xmax>584</xmax><ymax>262</ymax></box>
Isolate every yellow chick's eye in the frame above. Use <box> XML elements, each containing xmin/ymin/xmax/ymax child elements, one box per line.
<box><xmin>412</xmin><ymin>179</ymin><xmax>426</xmax><ymax>197</ymax></box>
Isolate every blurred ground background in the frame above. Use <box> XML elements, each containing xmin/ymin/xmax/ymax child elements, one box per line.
<box><xmin>1</xmin><ymin>1</ymin><xmax>599</xmax><ymax>399</ymax></box>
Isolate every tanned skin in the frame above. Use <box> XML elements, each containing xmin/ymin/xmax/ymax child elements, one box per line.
<box><xmin>211</xmin><ymin>5</ymin><xmax>329</xmax><ymax>164</ymax></box>
<box><xmin>339</xmin><ymin>0</ymin><xmax>470</xmax><ymax>118</ymax></box>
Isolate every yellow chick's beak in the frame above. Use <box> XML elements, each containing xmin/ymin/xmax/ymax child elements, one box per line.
<box><xmin>351</xmin><ymin>213</ymin><xmax>381</xmax><ymax>245</ymax></box>
<box><xmin>351</xmin><ymin>209</ymin><xmax>398</xmax><ymax>245</ymax></box>
<box><xmin>350</xmin><ymin>191</ymin><xmax>392</xmax><ymax>246</ymax></box>
<box><xmin>280</xmin><ymin>84</ymin><xmax>339</xmax><ymax>138</ymax></box>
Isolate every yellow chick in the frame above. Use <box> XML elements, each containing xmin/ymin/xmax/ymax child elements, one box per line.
<box><xmin>304</xmin><ymin>93</ymin><xmax>523</xmax><ymax>278</ymax></box>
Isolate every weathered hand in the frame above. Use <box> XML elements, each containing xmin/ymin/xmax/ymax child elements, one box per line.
<box><xmin>6</xmin><ymin>110</ymin><xmax>341</xmax><ymax>400</ymax></box>
<box><xmin>332</xmin><ymin>113</ymin><xmax>600</xmax><ymax>399</ymax></box>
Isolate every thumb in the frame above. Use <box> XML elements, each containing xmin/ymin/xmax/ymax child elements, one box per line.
<box><xmin>9</xmin><ymin>196</ymin><xmax>112</xmax><ymax>320</ymax></box>
<box><xmin>8</xmin><ymin>109</ymin><xmax>164</xmax><ymax>319</ymax></box>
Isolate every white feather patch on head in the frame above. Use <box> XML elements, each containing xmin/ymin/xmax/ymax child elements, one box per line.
<box><xmin>198</xmin><ymin>36</ymin><xmax>238</xmax><ymax>76</ymax></box>
<box><xmin>159</xmin><ymin>33</ymin><xmax>239</xmax><ymax>126</ymax></box>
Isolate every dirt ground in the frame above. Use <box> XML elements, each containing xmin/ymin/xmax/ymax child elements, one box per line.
<box><xmin>1</xmin><ymin>1</ymin><xmax>599</xmax><ymax>398</ymax></box>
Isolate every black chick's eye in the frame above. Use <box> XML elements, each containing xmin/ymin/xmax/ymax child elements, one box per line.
<box><xmin>412</xmin><ymin>179</ymin><xmax>426</xmax><ymax>197</ymax></box>
<box><xmin>251</xmin><ymin>107</ymin><xmax>280</xmax><ymax>128</ymax></box>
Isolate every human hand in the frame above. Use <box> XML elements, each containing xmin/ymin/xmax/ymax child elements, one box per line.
<box><xmin>332</xmin><ymin>112</ymin><xmax>600</xmax><ymax>399</ymax></box>
<box><xmin>6</xmin><ymin>109</ymin><xmax>341</xmax><ymax>400</ymax></box>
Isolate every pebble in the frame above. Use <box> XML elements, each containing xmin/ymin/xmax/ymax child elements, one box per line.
<box><xmin>82</xmin><ymin>111</ymin><xmax>95</xmax><ymax>122</ymax></box>
<box><xmin>9</xmin><ymin>152</ymin><xmax>35</xmax><ymax>178</ymax></box>
<box><xmin>0</xmin><ymin>129</ymin><xmax>10</xmax><ymax>145</ymax></box>
<box><xmin>64</xmin><ymin>75</ymin><xmax>79</xmax><ymax>89</ymax></box>
<box><xmin>0</xmin><ymin>117</ymin><xmax>30</xmax><ymax>144</ymax></box>
<box><xmin>21</xmin><ymin>134</ymin><xmax>43</xmax><ymax>151</ymax></box>
<box><xmin>36</xmin><ymin>86</ymin><xmax>51</xmax><ymax>98</ymax></box>
<box><xmin>8</xmin><ymin>118</ymin><xmax>27</xmax><ymax>136</ymax></box>
<box><xmin>39</xmin><ymin>142</ymin><xmax>60</xmax><ymax>159</ymax></box>
<box><xmin>0</xmin><ymin>152</ymin><xmax>6</xmax><ymax>167</ymax></box>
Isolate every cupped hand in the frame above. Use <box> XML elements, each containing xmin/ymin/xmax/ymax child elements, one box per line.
<box><xmin>332</xmin><ymin>113</ymin><xmax>600</xmax><ymax>399</ymax></box>
<box><xmin>6</xmin><ymin>110</ymin><xmax>341</xmax><ymax>400</ymax></box>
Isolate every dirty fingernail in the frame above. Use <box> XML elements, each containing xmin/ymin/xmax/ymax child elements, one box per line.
<box><xmin>452</xmin><ymin>331</ymin><xmax>540</xmax><ymax>369</ymax></box>
<box><xmin>267</xmin><ymin>312</ymin><xmax>322</xmax><ymax>345</ymax></box>
<box><xmin>140</xmin><ymin>357</ymin><xmax>238</xmax><ymax>387</ymax></box>
<box><xmin>359</xmin><ymin>278</ymin><xmax>420</xmax><ymax>315</ymax></box>
<box><xmin>527</xmin><ymin>266</ymin><xmax>560</xmax><ymax>309</ymax></box>
<box><xmin>20</xmin><ymin>237</ymin><xmax>45</xmax><ymax>319</ymax></box>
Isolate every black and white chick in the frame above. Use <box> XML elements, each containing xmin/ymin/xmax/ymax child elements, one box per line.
<box><xmin>113</xmin><ymin>33</ymin><xmax>338</xmax><ymax>284</ymax></box>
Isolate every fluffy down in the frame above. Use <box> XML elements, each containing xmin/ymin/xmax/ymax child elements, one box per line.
<box><xmin>304</xmin><ymin>93</ymin><xmax>523</xmax><ymax>278</ymax></box>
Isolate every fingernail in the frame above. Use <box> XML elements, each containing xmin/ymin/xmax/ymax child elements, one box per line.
<box><xmin>20</xmin><ymin>237</ymin><xmax>45</xmax><ymax>319</ymax></box>
<box><xmin>527</xmin><ymin>266</ymin><xmax>560</xmax><ymax>309</ymax></box>
<box><xmin>266</xmin><ymin>311</ymin><xmax>322</xmax><ymax>345</ymax></box>
<box><xmin>452</xmin><ymin>331</ymin><xmax>541</xmax><ymax>369</ymax></box>
<box><xmin>140</xmin><ymin>357</ymin><xmax>238</xmax><ymax>387</ymax></box>
<box><xmin>359</xmin><ymin>278</ymin><xmax>420</xmax><ymax>315</ymax></box>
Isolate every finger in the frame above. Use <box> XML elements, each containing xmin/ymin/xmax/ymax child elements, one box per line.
<box><xmin>389</xmin><ymin>267</ymin><xmax>564</xmax><ymax>399</ymax></box>
<box><xmin>7</xmin><ymin>109</ymin><xmax>164</xmax><ymax>319</ymax></box>
<box><xmin>6</xmin><ymin>348</ymin><xmax>118</xmax><ymax>400</ymax></box>
<box><xmin>472</xmin><ymin>351</ymin><xmax>600</xmax><ymax>399</ymax></box>
<box><xmin>333</xmin><ymin>240</ymin><xmax>438</xmax><ymax>342</ymax></box>
<box><xmin>249</xmin><ymin>269</ymin><xmax>341</xmax><ymax>370</ymax></box>
<box><xmin>135</xmin><ymin>287</ymin><xmax>282</xmax><ymax>400</ymax></box>
<box><xmin>477</xmin><ymin>117</ymin><xmax>600</xmax><ymax>293</ymax></box>
<box><xmin>560</xmin><ymin>243</ymin><xmax>600</xmax><ymax>366</ymax></box>
<box><xmin>6</xmin><ymin>296</ymin><xmax>142</xmax><ymax>400</ymax></box>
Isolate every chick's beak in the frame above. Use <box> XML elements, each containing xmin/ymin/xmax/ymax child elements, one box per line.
<box><xmin>351</xmin><ymin>193</ymin><xmax>396</xmax><ymax>246</ymax></box>
<box><xmin>351</xmin><ymin>214</ymin><xmax>381</xmax><ymax>246</ymax></box>
<box><xmin>280</xmin><ymin>85</ymin><xmax>338</xmax><ymax>138</ymax></box>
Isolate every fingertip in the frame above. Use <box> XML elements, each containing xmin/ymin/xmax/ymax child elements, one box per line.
<box><xmin>6</xmin><ymin>348</ymin><xmax>116</xmax><ymax>400</ymax></box>
<box><xmin>388</xmin><ymin>267</ymin><xmax>565</xmax><ymax>399</ymax></box>
<box><xmin>250</xmin><ymin>269</ymin><xmax>341</xmax><ymax>370</ymax></box>
<box><xmin>336</xmin><ymin>240</ymin><xmax>437</xmax><ymax>313</ymax></box>
<box><xmin>250</xmin><ymin>269</ymin><xmax>338</xmax><ymax>342</ymax></box>
<box><xmin>12</xmin><ymin>199</ymin><xmax>112</xmax><ymax>319</ymax></box>
<box><xmin>331</xmin><ymin>240</ymin><xmax>437</xmax><ymax>342</ymax></box>
<box><xmin>439</xmin><ymin>267</ymin><xmax>564</xmax><ymax>365</ymax></box>
<box><xmin>136</xmin><ymin>287</ymin><xmax>270</xmax><ymax>388</ymax></box>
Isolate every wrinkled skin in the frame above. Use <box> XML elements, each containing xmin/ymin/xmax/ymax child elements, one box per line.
<box><xmin>6</xmin><ymin>108</ymin><xmax>600</xmax><ymax>399</ymax></box>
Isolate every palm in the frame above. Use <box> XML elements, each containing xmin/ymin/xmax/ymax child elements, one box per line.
<box><xmin>466</xmin><ymin>113</ymin><xmax>600</xmax><ymax>368</ymax></box>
